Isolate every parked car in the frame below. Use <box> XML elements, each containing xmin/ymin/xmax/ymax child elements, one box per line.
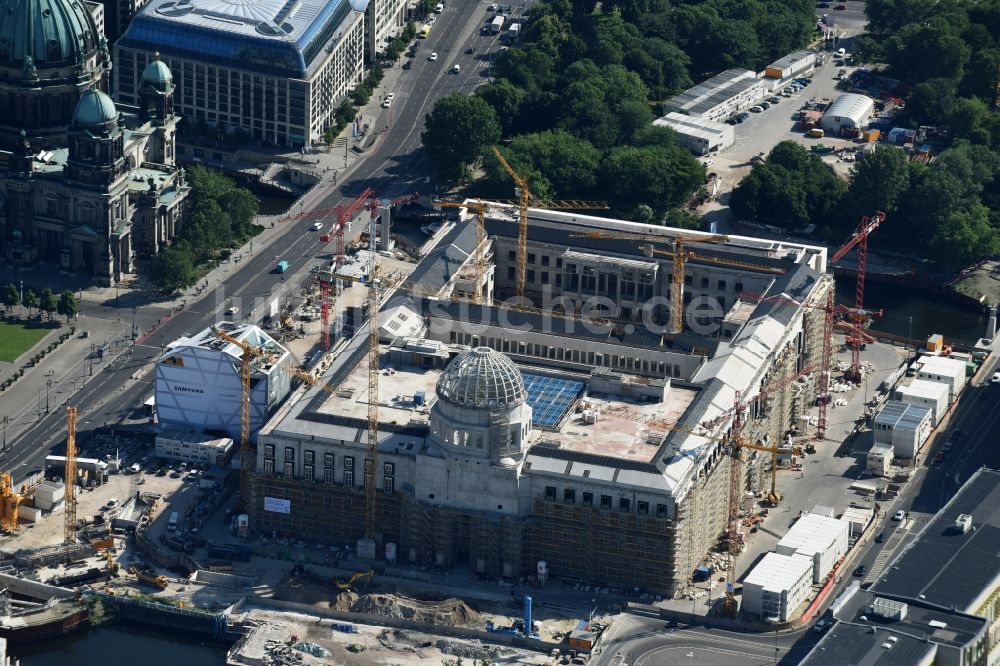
<box><xmin>834</xmin><ymin>4</ymin><xmax>846</xmax><ymax>9</ymax></box>
<box><xmin>992</xmin><ymin>371</ymin><xmax>1000</xmax><ymax>384</ymax></box>
<box><xmin>452</xmin><ymin>64</ymin><xmax>460</xmax><ymax>73</ymax></box>
<box><xmin>893</xmin><ymin>509</ymin><xmax>906</xmax><ymax>521</ymax></box>
<box><xmin>106</xmin><ymin>498</ymin><xmax>120</xmax><ymax>508</ymax></box>
<box><xmin>381</xmin><ymin>98</ymin><xmax>391</xmax><ymax>108</ymax></box>
<box><xmin>761</xmin><ymin>101</ymin><xmax>771</xmax><ymax>109</ymax></box>
<box><xmin>402</xmin><ymin>60</ymin><xmax>412</xmax><ymax>69</ymax></box>
<box><xmin>749</xmin><ymin>105</ymin><xmax>763</xmax><ymax>113</ymax></box>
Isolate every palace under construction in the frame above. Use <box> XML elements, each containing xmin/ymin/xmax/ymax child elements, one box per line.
<box><xmin>249</xmin><ymin>207</ymin><xmax>832</xmax><ymax>597</ymax></box>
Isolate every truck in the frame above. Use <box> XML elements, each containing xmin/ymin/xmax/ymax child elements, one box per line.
<box><xmin>129</xmin><ymin>566</ymin><xmax>168</xmax><ymax>589</ymax></box>
<box><xmin>490</xmin><ymin>15</ymin><xmax>504</xmax><ymax>33</ymax></box>
<box><xmin>167</xmin><ymin>511</ymin><xmax>179</xmax><ymax>531</ymax></box>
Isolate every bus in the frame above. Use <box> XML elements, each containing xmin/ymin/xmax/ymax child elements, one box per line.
<box><xmin>419</xmin><ymin>24</ymin><xmax>431</xmax><ymax>38</ymax></box>
<box><xmin>167</xmin><ymin>512</ymin><xmax>179</xmax><ymax>531</ymax></box>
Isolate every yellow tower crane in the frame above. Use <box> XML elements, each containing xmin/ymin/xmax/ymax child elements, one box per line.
<box><xmin>209</xmin><ymin>327</ymin><xmax>275</xmax><ymax>509</ymax></box>
<box><xmin>572</xmin><ymin>231</ymin><xmax>732</xmax><ymax>334</ymax></box>
<box><xmin>489</xmin><ymin>146</ymin><xmax>609</xmax><ymax>299</ymax></box>
<box><xmin>65</xmin><ymin>406</ymin><xmax>78</xmax><ymax>544</ymax></box>
<box><xmin>364</xmin><ymin>196</ymin><xmax>381</xmax><ymax>547</ymax></box>
<box><xmin>436</xmin><ymin>200</ymin><xmax>491</xmax><ymax>304</ymax></box>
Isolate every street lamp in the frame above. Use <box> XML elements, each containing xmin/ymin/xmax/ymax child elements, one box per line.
<box><xmin>18</xmin><ymin>281</ymin><xmax>23</xmax><ymax>314</ymax></box>
<box><xmin>46</xmin><ymin>379</ymin><xmax>51</xmax><ymax>413</ymax></box>
<box><xmin>907</xmin><ymin>316</ymin><xmax>914</xmax><ymax>357</ymax></box>
<box><xmin>2</xmin><ymin>416</ymin><xmax>7</xmax><ymax>450</ymax></box>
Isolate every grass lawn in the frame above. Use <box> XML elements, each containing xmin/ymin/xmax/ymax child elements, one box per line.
<box><xmin>0</xmin><ymin>320</ymin><xmax>52</xmax><ymax>363</ymax></box>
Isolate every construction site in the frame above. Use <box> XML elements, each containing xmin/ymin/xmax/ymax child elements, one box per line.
<box><xmin>241</xmin><ymin>167</ymin><xmax>888</xmax><ymax>605</ymax></box>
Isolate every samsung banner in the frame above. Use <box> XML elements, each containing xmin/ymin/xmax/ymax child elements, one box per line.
<box><xmin>264</xmin><ymin>496</ymin><xmax>291</xmax><ymax>514</ymax></box>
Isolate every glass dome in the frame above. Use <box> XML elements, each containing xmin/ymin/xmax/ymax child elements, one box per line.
<box><xmin>436</xmin><ymin>347</ymin><xmax>526</xmax><ymax>409</ymax></box>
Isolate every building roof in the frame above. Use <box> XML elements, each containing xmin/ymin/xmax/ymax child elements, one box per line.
<box><xmin>915</xmin><ymin>354</ymin><xmax>965</xmax><ymax>377</ymax></box>
<box><xmin>767</xmin><ymin>50</ymin><xmax>814</xmax><ymax>71</ymax></box>
<box><xmin>653</xmin><ymin>112</ymin><xmax>731</xmax><ymax>140</ymax></box>
<box><xmin>0</xmin><ymin>0</ymin><xmax>101</xmax><ymax>69</ymax></box>
<box><xmin>871</xmin><ymin>467</ymin><xmax>1000</xmax><ymax>612</ymax></box>
<box><xmin>874</xmin><ymin>401</ymin><xmax>931</xmax><ymax>430</ymax></box>
<box><xmin>822</xmin><ymin>93</ymin><xmax>874</xmax><ymax>122</ymax></box>
<box><xmin>895</xmin><ymin>379</ymin><xmax>948</xmax><ymax>401</ymax></box>
<box><xmin>161</xmin><ymin>322</ymin><xmax>289</xmax><ymax>374</ymax></box>
<box><xmin>119</xmin><ymin>0</ymin><xmax>365</xmax><ymax>78</ymax></box>
<box><xmin>777</xmin><ymin>512</ymin><xmax>848</xmax><ymax>556</ymax></box>
<box><xmin>437</xmin><ymin>347</ymin><xmax>527</xmax><ymax>409</ymax></box>
<box><xmin>743</xmin><ymin>552</ymin><xmax>813</xmax><ymax>593</ymax></box>
<box><xmin>72</xmin><ymin>89</ymin><xmax>118</xmax><ymax>127</ymax></box>
<box><xmin>664</xmin><ymin>68</ymin><xmax>764</xmax><ymax>117</ymax></box>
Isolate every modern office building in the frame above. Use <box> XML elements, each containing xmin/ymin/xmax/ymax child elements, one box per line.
<box><xmin>155</xmin><ymin>429</ymin><xmax>235</xmax><ymax>466</ymax></box>
<box><xmin>0</xmin><ymin>43</ymin><xmax>188</xmax><ymax>283</ymax></box>
<box><xmin>365</xmin><ymin>0</ymin><xmax>409</xmax><ymax>62</ymax></box>
<box><xmin>155</xmin><ymin>322</ymin><xmax>293</xmax><ymax>439</ymax></box>
<box><xmin>115</xmin><ymin>0</ymin><xmax>367</xmax><ymax>147</ymax></box>
<box><xmin>248</xmin><ymin>207</ymin><xmax>835</xmax><ymax>598</ymax></box>
<box><xmin>802</xmin><ymin>468</ymin><xmax>1000</xmax><ymax>666</ymax></box>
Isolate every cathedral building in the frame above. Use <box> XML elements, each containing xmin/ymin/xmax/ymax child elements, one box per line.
<box><xmin>0</xmin><ymin>0</ymin><xmax>187</xmax><ymax>285</ymax></box>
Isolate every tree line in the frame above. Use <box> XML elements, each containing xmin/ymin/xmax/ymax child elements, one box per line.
<box><xmin>3</xmin><ymin>284</ymin><xmax>79</xmax><ymax>321</ymax></box>
<box><xmin>150</xmin><ymin>165</ymin><xmax>260</xmax><ymax>292</ymax></box>
<box><xmin>421</xmin><ymin>0</ymin><xmax>818</xmax><ymax>221</ymax></box>
<box><xmin>733</xmin><ymin>0</ymin><xmax>1000</xmax><ymax>266</ymax></box>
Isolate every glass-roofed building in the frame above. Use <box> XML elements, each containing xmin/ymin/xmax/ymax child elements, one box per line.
<box><xmin>114</xmin><ymin>0</ymin><xmax>367</xmax><ymax>147</ymax></box>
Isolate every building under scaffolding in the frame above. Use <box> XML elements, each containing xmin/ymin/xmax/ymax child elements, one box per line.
<box><xmin>250</xmin><ymin>209</ymin><xmax>832</xmax><ymax>597</ymax></box>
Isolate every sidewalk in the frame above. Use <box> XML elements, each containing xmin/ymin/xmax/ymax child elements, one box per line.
<box><xmin>0</xmin><ymin>313</ymin><xmax>129</xmax><ymax>447</ymax></box>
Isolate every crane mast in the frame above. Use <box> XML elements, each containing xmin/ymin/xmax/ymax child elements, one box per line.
<box><xmin>64</xmin><ymin>406</ymin><xmax>77</xmax><ymax>545</ymax></box>
<box><xmin>365</xmin><ymin>197</ymin><xmax>380</xmax><ymax>542</ymax></box>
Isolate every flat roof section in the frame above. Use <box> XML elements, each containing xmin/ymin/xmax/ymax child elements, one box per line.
<box><xmin>872</xmin><ymin>468</ymin><xmax>1000</xmax><ymax>612</ymax></box>
<box><xmin>664</xmin><ymin>68</ymin><xmax>763</xmax><ymax>117</ymax></box>
<box><xmin>538</xmin><ymin>387</ymin><xmax>699</xmax><ymax>464</ymax></box>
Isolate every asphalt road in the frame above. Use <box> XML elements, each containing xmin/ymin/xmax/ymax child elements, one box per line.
<box><xmin>3</xmin><ymin>0</ymin><xmax>512</xmax><ymax>476</ymax></box>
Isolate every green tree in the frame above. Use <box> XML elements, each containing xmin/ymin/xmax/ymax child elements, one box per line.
<box><xmin>599</xmin><ymin>143</ymin><xmax>703</xmax><ymax>213</ymax></box>
<box><xmin>151</xmin><ymin>244</ymin><xmax>199</xmax><ymax>293</ymax></box>
<box><xmin>905</xmin><ymin>79</ymin><xmax>957</xmax><ymax>126</ymax></box>
<box><xmin>947</xmin><ymin>97</ymin><xmax>991</xmax><ymax>144</ymax></box>
<box><xmin>845</xmin><ymin>146</ymin><xmax>911</xmax><ymax>219</ymax></box>
<box><xmin>930</xmin><ymin>203</ymin><xmax>1000</xmax><ymax>266</ymax></box>
<box><xmin>3</xmin><ymin>283</ymin><xmax>18</xmax><ymax>314</ymax></box>
<box><xmin>422</xmin><ymin>94</ymin><xmax>501</xmax><ymax>180</ymax></box>
<box><xmin>56</xmin><ymin>290</ymin><xmax>79</xmax><ymax>322</ymax></box>
<box><xmin>39</xmin><ymin>288</ymin><xmax>57</xmax><ymax>320</ymax></box>
<box><xmin>22</xmin><ymin>289</ymin><xmax>38</xmax><ymax>317</ymax></box>
<box><xmin>484</xmin><ymin>130</ymin><xmax>601</xmax><ymax>198</ymax></box>
<box><xmin>476</xmin><ymin>80</ymin><xmax>525</xmax><ymax>137</ymax></box>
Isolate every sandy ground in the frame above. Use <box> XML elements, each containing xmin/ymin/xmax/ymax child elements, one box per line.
<box><xmin>231</xmin><ymin>607</ymin><xmax>556</xmax><ymax>666</ymax></box>
<box><xmin>954</xmin><ymin>260</ymin><xmax>1000</xmax><ymax>306</ymax></box>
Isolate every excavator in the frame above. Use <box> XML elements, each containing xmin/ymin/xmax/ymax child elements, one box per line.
<box><xmin>335</xmin><ymin>570</ymin><xmax>374</xmax><ymax>590</ymax></box>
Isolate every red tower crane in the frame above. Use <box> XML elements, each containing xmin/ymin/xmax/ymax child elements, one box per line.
<box><xmin>318</xmin><ymin>188</ymin><xmax>375</xmax><ymax>351</ymax></box>
<box><xmin>831</xmin><ymin>211</ymin><xmax>886</xmax><ymax>383</ymax></box>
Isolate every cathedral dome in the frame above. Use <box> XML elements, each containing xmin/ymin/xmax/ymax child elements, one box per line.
<box><xmin>141</xmin><ymin>54</ymin><xmax>172</xmax><ymax>86</ymax></box>
<box><xmin>0</xmin><ymin>0</ymin><xmax>101</xmax><ymax>69</ymax></box>
<box><xmin>436</xmin><ymin>347</ymin><xmax>526</xmax><ymax>409</ymax></box>
<box><xmin>72</xmin><ymin>88</ymin><xmax>117</xmax><ymax>126</ymax></box>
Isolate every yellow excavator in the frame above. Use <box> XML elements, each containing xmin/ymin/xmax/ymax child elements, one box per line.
<box><xmin>335</xmin><ymin>570</ymin><xmax>374</xmax><ymax>590</ymax></box>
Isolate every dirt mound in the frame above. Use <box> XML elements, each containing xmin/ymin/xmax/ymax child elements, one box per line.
<box><xmin>348</xmin><ymin>593</ymin><xmax>481</xmax><ymax>627</ymax></box>
<box><xmin>334</xmin><ymin>590</ymin><xmax>359</xmax><ymax>611</ymax></box>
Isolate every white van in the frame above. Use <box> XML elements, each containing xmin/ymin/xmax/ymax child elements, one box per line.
<box><xmin>128</xmin><ymin>463</ymin><xmax>141</xmax><ymax>474</ymax></box>
<box><xmin>167</xmin><ymin>512</ymin><xmax>179</xmax><ymax>531</ymax></box>
<box><xmin>836</xmin><ymin>47</ymin><xmax>845</xmax><ymax>57</ymax></box>
<box><xmin>434</xmin><ymin>2</ymin><xmax>443</xmax><ymax>12</ymax></box>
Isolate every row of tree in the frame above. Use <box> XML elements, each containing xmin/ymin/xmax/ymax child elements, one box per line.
<box><xmin>3</xmin><ymin>284</ymin><xmax>79</xmax><ymax>321</ymax></box>
<box><xmin>731</xmin><ymin>140</ymin><xmax>1000</xmax><ymax>266</ymax></box>
<box><xmin>150</xmin><ymin>165</ymin><xmax>260</xmax><ymax>292</ymax></box>
<box><xmin>421</xmin><ymin>0</ymin><xmax>818</xmax><ymax>221</ymax></box>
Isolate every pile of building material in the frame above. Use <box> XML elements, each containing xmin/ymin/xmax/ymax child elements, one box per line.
<box><xmin>336</xmin><ymin>592</ymin><xmax>481</xmax><ymax>627</ymax></box>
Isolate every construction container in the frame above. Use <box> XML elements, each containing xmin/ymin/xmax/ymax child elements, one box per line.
<box><xmin>775</xmin><ymin>513</ymin><xmax>849</xmax><ymax>583</ymax></box>
<box><xmin>926</xmin><ymin>333</ymin><xmax>944</xmax><ymax>353</ymax></box>
<box><xmin>807</xmin><ymin>128</ymin><xmax>825</xmax><ymax>138</ymax></box>
<box><xmin>742</xmin><ymin>552</ymin><xmax>813</xmax><ymax>621</ymax></box>
<box><xmin>862</xmin><ymin>129</ymin><xmax>880</xmax><ymax>142</ymax></box>
<box><xmin>33</xmin><ymin>480</ymin><xmax>65</xmax><ymax>511</ymax></box>
<box><xmin>16</xmin><ymin>506</ymin><xmax>40</xmax><ymax>523</ymax></box>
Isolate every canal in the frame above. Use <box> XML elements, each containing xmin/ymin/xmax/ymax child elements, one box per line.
<box><xmin>835</xmin><ymin>277</ymin><xmax>989</xmax><ymax>346</ymax></box>
<box><xmin>9</xmin><ymin>624</ymin><xmax>230</xmax><ymax>665</ymax></box>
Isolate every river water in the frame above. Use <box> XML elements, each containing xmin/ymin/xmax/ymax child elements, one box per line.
<box><xmin>835</xmin><ymin>277</ymin><xmax>989</xmax><ymax>346</ymax></box>
<box><xmin>9</xmin><ymin>624</ymin><xmax>230</xmax><ymax>665</ymax></box>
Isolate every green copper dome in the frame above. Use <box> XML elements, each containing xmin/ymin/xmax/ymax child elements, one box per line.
<box><xmin>141</xmin><ymin>57</ymin><xmax>172</xmax><ymax>85</ymax></box>
<box><xmin>72</xmin><ymin>88</ymin><xmax>117</xmax><ymax>126</ymax></box>
<box><xmin>0</xmin><ymin>0</ymin><xmax>101</xmax><ymax>69</ymax></box>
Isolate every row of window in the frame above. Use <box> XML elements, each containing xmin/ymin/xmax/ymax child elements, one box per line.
<box><xmin>543</xmin><ymin>486</ymin><xmax>668</xmax><ymax>516</ymax></box>
<box><xmin>447</xmin><ymin>331</ymin><xmax>684</xmax><ymax>377</ymax></box>
<box><xmin>261</xmin><ymin>445</ymin><xmax>397</xmax><ymax>474</ymax></box>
